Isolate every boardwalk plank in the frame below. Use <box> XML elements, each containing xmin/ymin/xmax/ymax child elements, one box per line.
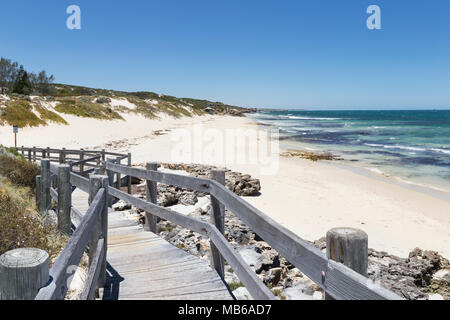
<box><xmin>95</xmin><ymin>209</ymin><xmax>232</xmax><ymax>300</ymax></box>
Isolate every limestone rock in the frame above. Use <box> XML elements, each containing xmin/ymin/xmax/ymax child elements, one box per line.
<box><xmin>112</xmin><ymin>200</ymin><xmax>131</xmax><ymax>211</ymax></box>
<box><xmin>233</xmin><ymin>287</ymin><xmax>252</xmax><ymax>300</ymax></box>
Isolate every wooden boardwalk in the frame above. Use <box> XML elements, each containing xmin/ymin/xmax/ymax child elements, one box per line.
<box><xmin>27</xmin><ymin>149</ymin><xmax>400</xmax><ymax>300</ymax></box>
<box><xmin>72</xmin><ymin>189</ymin><xmax>232</xmax><ymax>300</ymax></box>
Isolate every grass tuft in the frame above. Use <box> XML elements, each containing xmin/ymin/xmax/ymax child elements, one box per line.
<box><xmin>0</xmin><ymin>152</ymin><xmax>40</xmax><ymax>188</ymax></box>
<box><xmin>227</xmin><ymin>281</ymin><xmax>244</xmax><ymax>291</ymax></box>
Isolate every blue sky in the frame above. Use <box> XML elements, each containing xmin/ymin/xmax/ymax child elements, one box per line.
<box><xmin>1</xmin><ymin>0</ymin><xmax>449</xmax><ymax>109</ymax></box>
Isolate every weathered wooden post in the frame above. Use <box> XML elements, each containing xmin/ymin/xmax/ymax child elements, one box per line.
<box><xmin>32</xmin><ymin>146</ymin><xmax>36</xmax><ymax>162</ymax></box>
<box><xmin>88</xmin><ymin>175</ymin><xmax>109</xmax><ymax>289</ymax></box>
<box><xmin>57</xmin><ymin>164</ymin><xmax>72</xmax><ymax>235</ymax></box>
<box><xmin>115</xmin><ymin>157</ymin><xmax>121</xmax><ymax>189</ymax></box>
<box><xmin>42</xmin><ymin>149</ymin><xmax>46</xmax><ymax>159</ymax></box>
<box><xmin>28</xmin><ymin>148</ymin><xmax>31</xmax><ymax>161</ymax></box>
<box><xmin>59</xmin><ymin>148</ymin><xmax>66</xmax><ymax>164</ymax></box>
<box><xmin>106</xmin><ymin>158</ymin><xmax>115</xmax><ymax>207</ymax></box>
<box><xmin>46</xmin><ymin>147</ymin><xmax>50</xmax><ymax>160</ymax></box>
<box><xmin>127</xmin><ymin>153</ymin><xmax>132</xmax><ymax>194</ymax></box>
<box><xmin>36</xmin><ymin>175</ymin><xmax>42</xmax><ymax>211</ymax></box>
<box><xmin>144</xmin><ymin>162</ymin><xmax>158</xmax><ymax>232</ymax></box>
<box><xmin>40</xmin><ymin>159</ymin><xmax>51</xmax><ymax>215</ymax></box>
<box><xmin>325</xmin><ymin>227</ymin><xmax>368</xmax><ymax>300</ymax></box>
<box><xmin>94</xmin><ymin>161</ymin><xmax>106</xmax><ymax>175</ymax></box>
<box><xmin>79</xmin><ymin>149</ymin><xmax>85</xmax><ymax>174</ymax></box>
<box><xmin>210</xmin><ymin>169</ymin><xmax>226</xmax><ymax>278</ymax></box>
<box><xmin>101</xmin><ymin>149</ymin><xmax>106</xmax><ymax>161</ymax></box>
<box><xmin>0</xmin><ymin>248</ymin><xmax>49</xmax><ymax>300</ymax></box>
<box><xmin>21</xmin><ymin>146</ymin><xmax>24</xmax><ymax>156</ymax></box>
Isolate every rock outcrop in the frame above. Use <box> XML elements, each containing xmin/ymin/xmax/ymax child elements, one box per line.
<box><xmin>161</xmin><ymin>163</ymin><xmax>261</xmax><ymax>196</ymax></box>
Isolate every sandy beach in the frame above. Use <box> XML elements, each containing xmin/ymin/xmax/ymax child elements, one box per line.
<box><xmin>2</xmin><ymin>114</ymin><xmax>449</xmax><ymax>258</ymax></box>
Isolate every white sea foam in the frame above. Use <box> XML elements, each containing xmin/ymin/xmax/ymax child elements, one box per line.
<box><xmin>367</xmin><ymin>167</ymin><xmax>386</xmax><ymax>176</ymax></box>
<box><xmin>278</xmin><ymin>115</ymin><xmax>341</xmax><ymax>120</ymax></box>
<box><xmin>364</xmin><ymin>143</ymin><xmax>449</xmax><ymax>154</ymax></box>
<box><xmin>431</xmin><ymin>148</ymin><xmax>450</xmax><ymax>155</ymax></box>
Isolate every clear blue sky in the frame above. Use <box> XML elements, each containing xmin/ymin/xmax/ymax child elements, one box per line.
<box><xmin>1</xmin><ymin>0</ymin><xmax>449</xmax><ymax>109</ymax></box>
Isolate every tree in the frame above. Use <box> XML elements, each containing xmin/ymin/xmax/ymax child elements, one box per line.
<box><xmin>12</xmin><ymin>66</ymin><xmax>33</xmax><ymax>95</ymax></box>
<box><xmin>0</xmin><ymin>58</ymin><xmax>18</xmax><ymax>94</ymax></box>
<box><xmin>0</xmin><ymin>57</ymin><xmax>55</xmax><ymax>95</ymax></box>
<box><xmin>0</xmin><ymin>58</ymin><xmax>8</xmax><ymax>94</ymax></box>
<box><xmin>35</xmin><ymin>70</ymin><xmax>55</xmax><ymax>95</ymax></box>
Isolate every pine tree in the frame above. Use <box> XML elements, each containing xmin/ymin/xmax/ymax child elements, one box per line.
<box><xmin>12</xmin><ymin>67</ymin><xmax>33</xmax><ymax>95</ymax></box>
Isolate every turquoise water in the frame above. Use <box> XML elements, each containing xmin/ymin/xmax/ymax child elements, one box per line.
<box><xmin>252</xmin><ymin>110</ymin><xmax>450</xmax><ymax>191</ymax></box>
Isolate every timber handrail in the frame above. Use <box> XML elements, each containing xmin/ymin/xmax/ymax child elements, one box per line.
<box><xmin>106</xmin><ymin>162</ymin><xmax>402</xmax><ymax>300</ymax></box>
<box><xmin>68</xmin><ymin>155</ymin><xmax>102</xmax><ymax>167</ymax></box>
<box><xmin>107</xmin><ymin>186</ymin><xmax>275</xmax><ymax>299</ymax></box>
<box><xmin>35</xmin><ymin>189</ymin><xmax>106</xmax><ymax>300</ymax></box>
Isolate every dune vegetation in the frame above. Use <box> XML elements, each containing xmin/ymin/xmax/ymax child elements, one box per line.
<box><xmin>54</xmin><ymin>97</ymin><xmax>124</xmax><ymax>120</ymax></box>
<box><xmin>0</xmin><ymin>147</ymin><xmax>67</xmax><ymax>260</ymax></box>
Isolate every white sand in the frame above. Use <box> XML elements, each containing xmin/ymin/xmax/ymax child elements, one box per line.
<box><xmin>1</xmin><ymin>114</ymin><xmax>449</xmax><ymax>258</ymax></box>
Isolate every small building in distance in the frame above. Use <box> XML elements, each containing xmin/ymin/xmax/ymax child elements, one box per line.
<box><xmin>205</xmin><ymin>107</ymin><xmax>214</xmax><ymax>114</ymax></box>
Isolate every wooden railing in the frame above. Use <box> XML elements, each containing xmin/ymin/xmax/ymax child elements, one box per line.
<box><xmin>15</xmin><ymin>146</ymin><xmax>132</xmax><ymax>193</ymax></box>
<box><xmin>12</xmin><ymin>147</ymin><xmax>402</xmax><ymax>300</ymax></box>
<box><xmin>104</xmin><ymin>162</ymin><xmax>402</xmax><ymax>300</ymax></box>
<box><xmin>34</xmin><ymin>160</ymin><xmax>109</xmax><ymax>300</ymax></box>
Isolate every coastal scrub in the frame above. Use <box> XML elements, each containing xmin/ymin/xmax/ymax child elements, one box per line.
<box><xmin>0</xmin><ymin>151</ymin><xmax>67</xmax><ymax>260</ymax></box>
<box><xmin>55</xmin><ymin>97</ymin><xmax>124</xmax><ymax>120</ymax></box>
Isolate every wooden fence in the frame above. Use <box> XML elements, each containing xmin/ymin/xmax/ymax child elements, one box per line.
<box><xmin>15</xmin><ymin>146</ymin><xmax>132</xmax><ymax>193</ymax></box>
<box><xmin>3</xmin><ymin>147</ymin><xmax>402</xmax><ymax>300</ymax></box>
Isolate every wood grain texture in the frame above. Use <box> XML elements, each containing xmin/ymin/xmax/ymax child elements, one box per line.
<box><xmin>35</xmin><ymin>190</ymin><xmax>105</xmax><ymax>300</ymax></box>
<box><xmin>327</xmin><ymin>228</ymin><xmax>368</xmax><ymax>276</ymax></box>
<box><xmin>88</xmin><ymin>176</ymin><xmax>109</xmax><ymax>289</ymax></box>
<box><xmin>144</xmin><ymin>162</ymin><xmax>158</xmax><ymax>233</ymax></box>
<box><xmin>210</xmin><ymin>169</ymin><xmax>226</xmax><ymax>279</ymax></box>
<box><xmin>81</xmin><ymin>239</ymin><xmax>105</xmax><ymax>300</ymax></box>
<box><xmin>70</xmin><ymin>172</ymin><xmax>90</xmax><ymax>193</ymax></box>
<box><xmin>0</xmin><ymin>248</ymin><xmax>49</xmax><ymax>300</ymax></box>
<box><xmin>57</xmin><ymin>165</ymin><xmax>72</xmax><ymax>235</ymax></box>
<box><xmin>40</xmin><ymin>159</ymin><xmax>51</xmax><ymax>214</ymax></box>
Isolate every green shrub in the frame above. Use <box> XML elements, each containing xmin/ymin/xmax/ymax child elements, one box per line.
<box><xmin>0</xmin><ymin>178</ymin><xmax>67</xmax><ymax>260</ymax></box>
<box><xmin>0</xmin><ymin>153</ymin><xmax>40</xmax><ymax>189</ymax></box>
<box><xmin>96</xmin><ymin>96</ymin><xmax>111</xmax><ymax>104</ymax></box>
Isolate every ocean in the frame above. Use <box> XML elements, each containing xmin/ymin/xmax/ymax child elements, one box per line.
<box><xmin>251</xmin><ymin>109</ymin><xmax>450</xmax><ymax>192</ymax></box>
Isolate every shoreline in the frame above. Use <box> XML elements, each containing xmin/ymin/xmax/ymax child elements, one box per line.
<box><xmin>277</xmin><ymin>142</ymin><xmax>450</xmax><ymax>204</ymax></box>
<box><xmin>250</xmin><ymin>114</ymin><xmax>450</xmax><ymax>195</ymax></box>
